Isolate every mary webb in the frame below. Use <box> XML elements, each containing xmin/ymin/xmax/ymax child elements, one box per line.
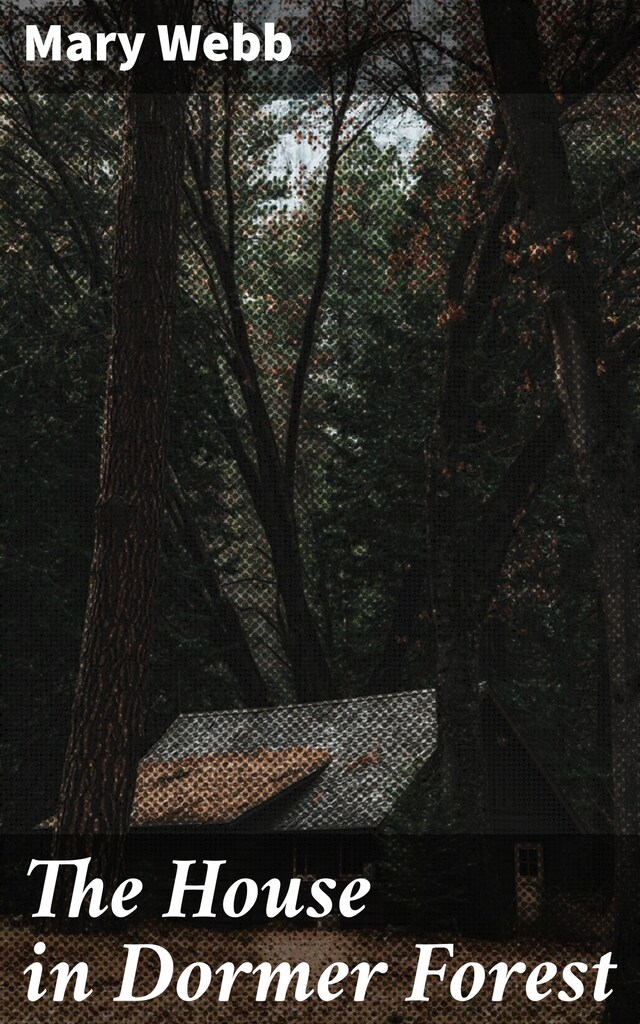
<box><xmin>25</xmin><ymin>859</ymin><xmax>615</xmax><ymax>1005</ymax></box>
<box><xmin>25</xmin><ymin>23</ymin><xmax>292</xmax><ymax>69</ymax></box>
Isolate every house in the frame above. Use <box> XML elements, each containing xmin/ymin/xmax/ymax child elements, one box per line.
<box><xmin>134</xmin><ymin>688</ymin><xmax>610</xmax><ymax>929</ymax></box>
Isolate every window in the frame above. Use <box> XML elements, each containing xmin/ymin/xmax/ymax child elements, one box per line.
<box><xmin>518</xmin><ymin>845</ymin><xmax>540</xmax><ymax>878</ymax></box>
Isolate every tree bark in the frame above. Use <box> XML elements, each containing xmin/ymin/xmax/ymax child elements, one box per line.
<box><xmin>366</xmin><ymin>562</ymin><xmax>427</xmax><ymax>694</ymax></box>
<box><xmin>178</xmin><ymin>313</ymin><xmax>335</xmax><ymax>702</ymax></box>
<box><xmin>165</xmin><ymin>466</ymin><xmax>268</xmax><ymax>706</ymax></box>
<box><xmin>480</xmin><ymin>2</ymin><xmax>640</xmax><ymax>1018</ymax></box>
<box><xmin>426</xmin><ymin>126</ymin><xmax>516</xmax><ymax>832</ymax></box>
<box><xmin>183</xmin><ymin>51</ymin><xmax>363</xmax><ymax>704</ymax></box>
<box><xmin>253</xmin><ymin>480</ymin><xmax>335</xmax><ymax>703</ymax></box>
<box><xmin>55</xmin><ymin>0</ymin><xmax>191</xmax><ymax>863</ymax></box>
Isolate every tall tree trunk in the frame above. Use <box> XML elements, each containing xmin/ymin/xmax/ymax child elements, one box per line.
<box><xmin>426</xmin><ymin>126</ymin><xmax>515</xmax><ymax>832</ymax></box>
<box><xmin>184</xmin><ymin>68</ymin><xmax>350</xmax><ymax>704</ymax></box>
<box><xmin>165</xmin><ymin>466</ymin><xmax>268</xmax><ymax>706</ymax></box>
<box><xmin>55</xmin><ymin>0</ymin><xmax>191</xmax><ymax>865</ymax></box>
<box><xmin>183</xmin><ymin>321</ymin><xmax>334</xmax><ymax>702</ymax></box>
<box><xmin>480</xmin><ymin>3</ymin><xmax>640</xmax><ymax>1019</ymax></box>
<box><xmin>256</xmin><ymin>483</ymin><xmax>335</xmax><ymax>703</ymax></box>
<box><xmin>366</xmin><ymin>562</ymin><xmax>426</xmax><ymax>694</ymax></box>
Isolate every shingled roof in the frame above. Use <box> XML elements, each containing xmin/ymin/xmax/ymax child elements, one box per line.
<box><xmin>132</xmin><ymin>748</ymin><xmax>332</xmax><ymax>827</ymax></box>
<box><xmin>140</xmin><ymin>689</ymin><xmax>438</xmax><ymax>831</ymax></box>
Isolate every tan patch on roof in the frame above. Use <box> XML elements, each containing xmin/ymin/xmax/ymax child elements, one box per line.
<box><xmin>132</xmin><ymin>747</ymin><xmax>332</xmax><ymax>827</ymax></box>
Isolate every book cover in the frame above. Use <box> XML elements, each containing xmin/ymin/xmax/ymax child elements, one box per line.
<box><xmin>1</xmin><ymin>1</ymin><xmax>638</xmax><ymax>1020</ymax></box>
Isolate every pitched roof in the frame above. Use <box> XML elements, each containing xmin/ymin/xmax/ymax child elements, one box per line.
<box><xmin>486</xmin><ymin>689</ymin><xmax>601</xmax><ymax>835</ymax></box>
<box><xmin>132</xmin><ymin>748</ymin><xmax>332</xmax><ymax>827</ymax></box>
<box><xmin>141</xmin><ymin>689</ymin><xmax>438</xmax><ymax>831</ymax></box>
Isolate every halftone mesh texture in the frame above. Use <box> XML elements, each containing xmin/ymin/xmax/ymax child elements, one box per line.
<box><xmin>1</xmin><ymin>0</ymin><xmax>639</xmax><ymax>1020</ymax></box>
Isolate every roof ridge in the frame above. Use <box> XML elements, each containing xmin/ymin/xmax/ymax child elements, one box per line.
<box><xmin>174</xmin><ymin>687</ymin><xmax>436</xmax><ymax>721</ymax></box>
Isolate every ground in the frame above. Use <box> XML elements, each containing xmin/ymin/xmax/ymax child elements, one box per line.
<box><xmin>2</xmin><ymin>919</ymin><xmax>607</xmax><ymax>1022</ymax></box>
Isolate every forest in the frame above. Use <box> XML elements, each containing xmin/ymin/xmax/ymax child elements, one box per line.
<box><xmin>1</xmin><ymin>0</ymin><xmax>639</xmax><ymax>1020</ymax></box>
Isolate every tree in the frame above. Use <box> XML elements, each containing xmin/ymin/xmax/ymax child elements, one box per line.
<box><xmin>55</xmin><ymin>0</ymin><xmax>193</xmax><ymax>852</ymax></box>
<box><xmin>180</xmin><ymin>1</ymin><xmax>404</xmax><ymax>701</ymax></box>
<box><xmin>164</xmin><ymin>464</ymin><xmax>267</xmax><ymax>706</ymax></box>
<box><xmin>479</xmin><ymin>1</ymin><xmax>640</xmax><ymax>1017</ymax></box>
